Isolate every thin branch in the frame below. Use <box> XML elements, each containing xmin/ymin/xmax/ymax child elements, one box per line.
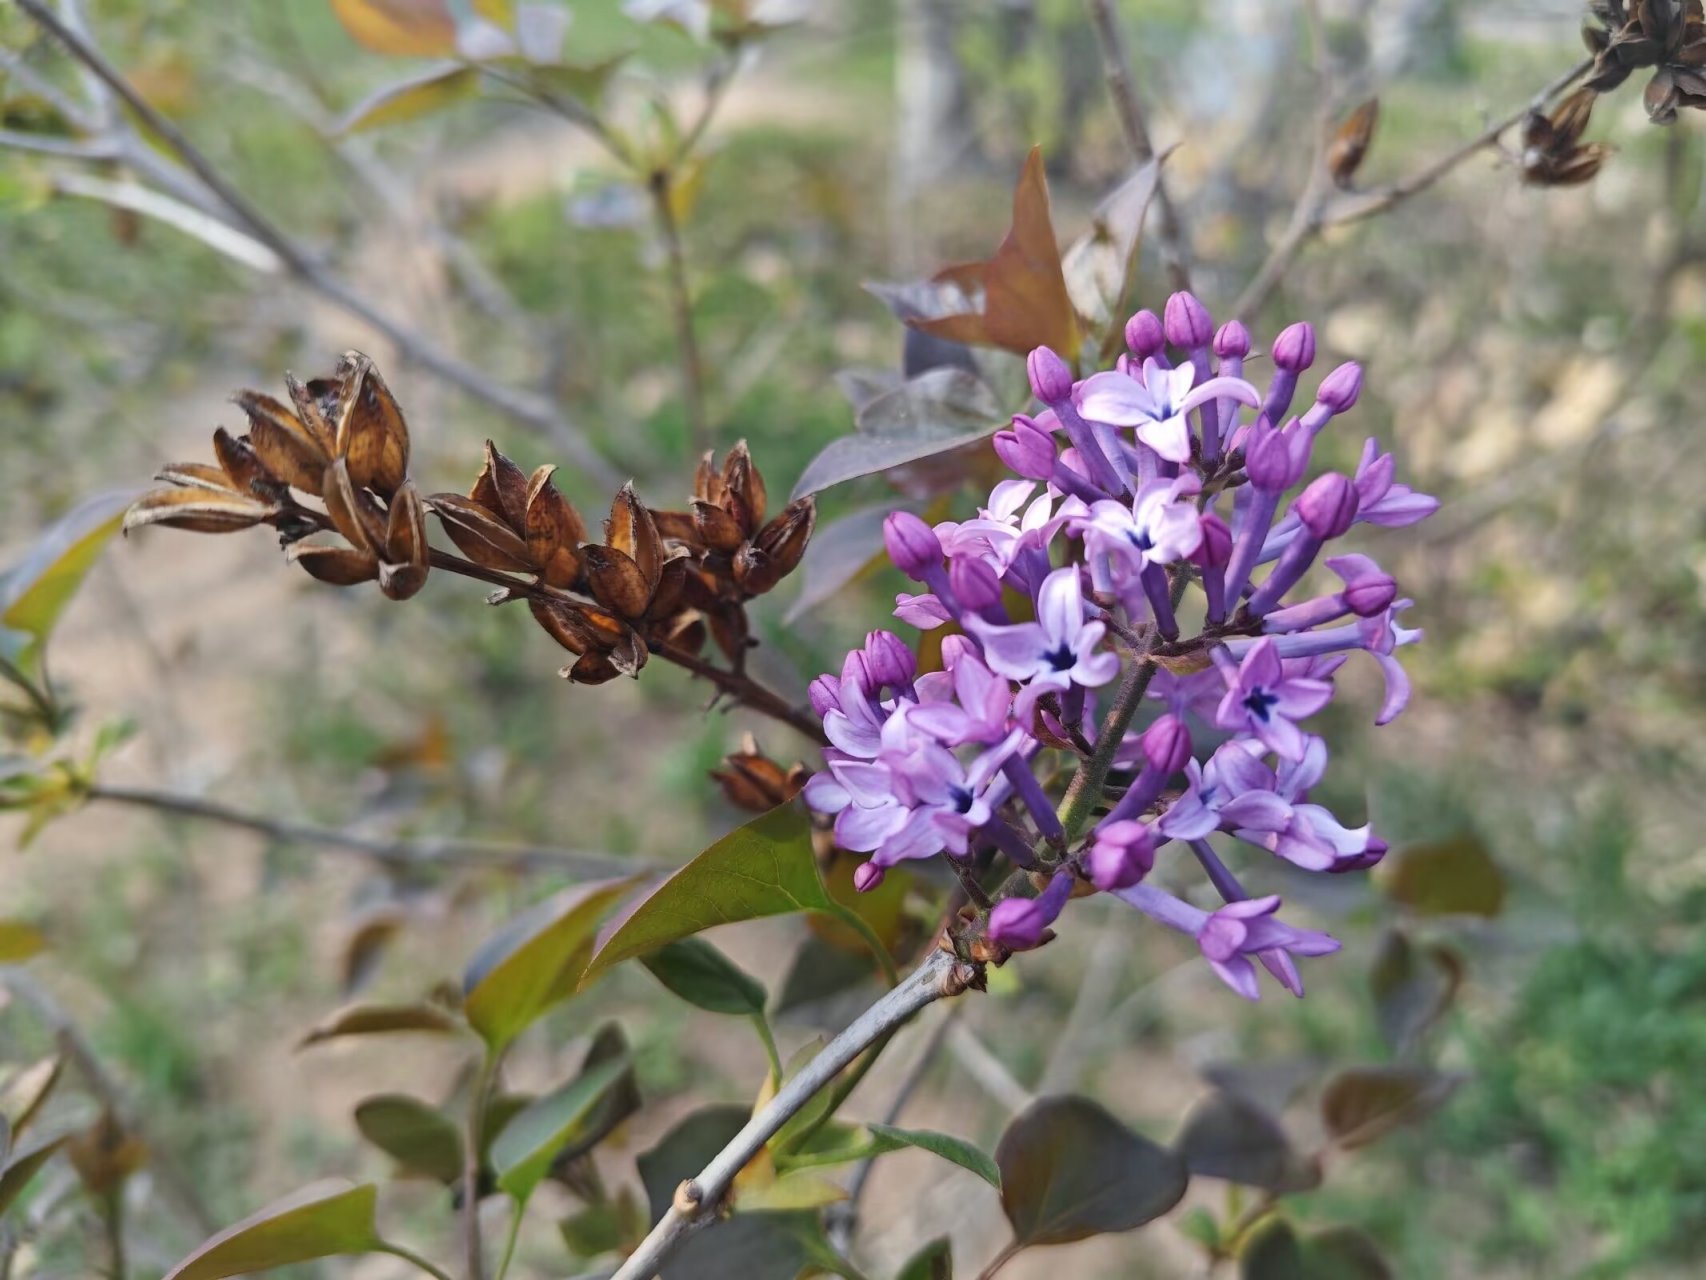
<box><xmin>648</xmin><ymin>173</ymin><xmax>711</xmax><ymax>454</ymax></box>
<box><xmin>47</xmin><ymin>171</ymin><xmax>285</xmax><ymax>273</ymax></box>
<box><xmin>12</xmin><ymin>0</ymin><xmax>620</xmax><ymax>490</ymax></box>
<box><xmin>1233</xmin><ymin>50</ymin><xmax>1593</xmax><ymax>318</ymax></box>
<box><xmin>1036</xmin><ymin>916</ymin><xmax>1129</xmax><ymax>1094</ymax></box>
<box><xmin>608</xmin><ymin>950</ymin><xmax>970</xmax><ymax>1280</ymax></box>
<box><xmin>944</xmin><ymin>1019</ymin><xmax>1035</xmax><ymax>1116</ymax></box>
<box><xmin>0</xmin><ymin>128</ymin><xmax>112</xmax><ymax>159</ymax></box>
<box><xmin>83</xmin><ymin>783</ymin><xmax>646</xmax><ymax>878</ymax></box>
<box><xmin>0</xmin><ymin>970</ymin><xmax>216</xmax><ymax>1235</ymax></box>
<box><xmin>1085</xmin><ymin>0</ymin><xmax>1192</xmax><ymax>292</ymax></box>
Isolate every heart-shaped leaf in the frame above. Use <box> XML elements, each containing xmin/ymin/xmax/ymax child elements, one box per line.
<box><xmin>163</xmin><ymin>1181</ymin><xmax>382</xmax><ymax>1279</ymax></box>
<box><xmin>996</xmin><ymin>1095</ymin><xmax>1187</xmax><ymax>1249</ymax></box>
<box><xmin>353</xmin><ymin>1095</ymin><xmax>463</xmax><ymax>1184</ymax></box>
<box><xmin>1173</xmin><ymin>1091</ymin><xmax>1320</xmax><ymax>1193</ymax></box>
<box><xmin>1319</xmin><ymin>1066</ymin><xmax>1462</xmax><ymax>1150</ymax></box>
<box><xmin>490</xmin><ymin>1054</ymin><xmax>631</xmax><ymax>1202</ymax></box>
<box><xmin>866</xmin><ymin>1124</ymin><xmax>1000</xmax><ymax>1188</ymax></box>
<box><xmin>464</xmin><ymin>876</ymin><xmax>637</xmax><ymax>1048</ymax></box>
<box><xmin>1368</xmin><ymin>929</ymin><xmax>1463</xmax><ymax>1055</ymax></box>
<box><xmin>641</xmin><ymin>938</ymin><xmax>766</xmax><ymax>1016</ymax></box>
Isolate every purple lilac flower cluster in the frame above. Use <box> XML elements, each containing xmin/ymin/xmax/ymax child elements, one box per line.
<box><xmin>803</xmin><ymin>293</ymin><xmax>1437</xmax><ymax>1000</ymax></box>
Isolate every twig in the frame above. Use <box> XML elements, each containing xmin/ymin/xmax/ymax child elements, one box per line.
<box><xmin>463</xmin><ymin>1053</ymin><xmax>500</xmax><ymax>1280</ymax></box>
<box><xmin>0</xmin><ymin>970</ymin><xmax>216</xmax><ymax>1235</ymax></box>
<box><xmin>47</xmin><ymin>171</ymin><xmax>284</xmax><ymax>273</ymax></box>
<box><xmin>647</xmin><ymin>172</ymin><xmax>711</xmax><ymax>454</ymax></box>
<box><xmin>12</xmin><ymin>0</ymin><xmax>620</xmax><ymax>489</ymax></box>
<box><xmin>608</xmin><ymin>950</ymin><xmax>970</xmax><ymax>1280</ymax></box>
<box><xmin>83</xmin><ymin>784</ymin><xmax>646</xmax><ymax>878</ymax></box>
<box><xmin>1036</xmin><ymin>916</ymin><xmax>1129</xmax><ymax>1094</ymax></box>
<box><xmin>0</xmin><ymin>128</ymin><xmax>112</xmax><ymax>160</ymax></box>
<box><xmin>944</xmin><ymin>1021</ymin><xmax>1034</xmax><ymax>1116</ymax></box>
<box><xmin>1055</xmin><ymin>657</ymin><xmax>1159</xmax><ymax>841</ymax></box>
<box><xmin>1233</xmin><ymin>52</ymin><xmax>1593</xmax><ymax>318</ymax></box>
<box><xmin>826</xmin><ymin>1002</ymin><xmax>963</xmax><ymax>1253</ymax></box>
<box><xmin>1084</xmin><ymin>0</ymin><xmax>1192</xmax><ymax>292</ymax></box>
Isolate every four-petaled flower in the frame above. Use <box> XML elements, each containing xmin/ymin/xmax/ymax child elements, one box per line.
<box><xmin>969</xmin><ymin>566</ymin><xmax>1120</xmax><ymax>704</ymax></box>
<box><xmin>1075</xmin><ymin>358</ymin><xmax>1259</xmax><ymax>463</ymax></box>
<box><xmin>1213</xmin><ymin>637</ymin><xmax>1333</xmax><ymax>760</ymax></box>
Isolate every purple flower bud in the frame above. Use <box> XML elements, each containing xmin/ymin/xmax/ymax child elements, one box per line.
<box><xmin>1141</xmin><ymin>713</ymin><xmax>1193</xmax><ymax>775</ymax></box>
<box><xmin>808</xmin><ymin>674</ymin><xmax>838</xmax><ymax>717</ymax></box>
<box><xmin>1213</xmin><ymin>320</ymin><xmax>1251</xmax><ymax>360</ymax></box>
<box><xmin>1086</xmin><ymin>820</ymin><xmax>1158</xmax><ymax>892</ymax></box>
<box><xmin>884</xmin><ymin>511</ymin><xmax>942</xmax><ymax>580</ymax></box>
<box><xmin>853</xmin><ymin>861</ymin><xmax>886</xmax><ymax>892</ymax></box>
<box><xmin>987</xmin><ymin>871</ymin><xmax>1074</xmax><ymax>950</ymax></box>
<box><xmin>940</xmin><ymin>632</ymin><xmax>978</xmax><ymax>669</ymax></box>
<box><xmin>1295</xmin><ymin>472</ymin><xmax>1358</xmax><ymax>539</ymax></box>
<box><xmin>1027</xmin><ymin>346</ymin><xmax>1075</xmax><ymax>403</ymax></box>
<box><xmin>993</xmin><ymin>414</ymin><xmax>1057</xmax><ymax>480</ymax></box>
<box><xmin>863</xmin><ymin>629</ymin><xmax>916</xmax><ymax>687</ymax></box>
<box><xmin>1191</xmin><ymin>512</ymin><xmax>1232</xmax><ymax>568</ymax></box>
<box><xmin>1244</xmin><ymin>417</ymin><xmax>1308</xmax><ymax>491</ymax></box>
<box><xmin>1327</xmin><ymin>837</ymin><xmax>1387</xmax><ymax>873</ymax></box>
<box><xmin>1327</xmin><ymin>554</ymin><xmax>1397</xmax><ymax>617</ymax></box>
<box><xmin>1272</xmin><ymin>322</ymin><xmax>1316</xmax><ymax>373</ymax></box>
<box><xmin>1315</xmin><ymin>361</ymin><xmax>1362</xmax><ymax>413</ymax></box>
<box><xmin>1164</xmin><ymin>292</ymin><xmax>1213</xmax><ymax>349</ymax></box>
<box><xmin>949</xmin><ymin>556</ymin><xmax>1003</xmax><ymax>612</ymax></box>
<box><xmin>1124</xmin><ymin>309</ymin><xmax>1165</xmax><ymax>361</ymax></box>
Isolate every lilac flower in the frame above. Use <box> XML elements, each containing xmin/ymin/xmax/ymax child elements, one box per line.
<box><xmin>1075</xmin><ymin>475</ymin><xmax>1203</xmax><ymax>582</ymax></box>
<box><xmin>1158</xmin><ymin>736</ymin><xmax>1274</xmax><ymax>840</ymax></box>
<box><xmin>1212</xmin><ymin>736</ymin><xmax>1381</xmax><ymax>872</ymax></box>
<box><xmin>1212</xmin><ymin>638</ymin><xmax>1334</xmax><ymax>760</ymax></box>
<box><xmin>969</xmin><ymin>566</ymin><xmax>1119</xmax><ymax>698</ymax></box>
<box><xmin>1085</xmin><ymin>819</ymin><xmax>1158</xmax><ymax>891</ymax></box>
<box><xmin>1075</xmin><ymin>358</ymin><xmax>1259</xmax><ymax>464</ymax></box>
<box><xmin>1116</xmin><ymin>884</ymin><xmax>1340</xmax><ymax>1001</ymax></box>
<box><xmin>988</xmin><ymin>871</ymin><xmax>1074</xmax><ymax>950</ymax></box>
<box><xmin>1353</xmin><ymin>438</ymin><xmax>1440</xmax><ymax>527</ymax></box>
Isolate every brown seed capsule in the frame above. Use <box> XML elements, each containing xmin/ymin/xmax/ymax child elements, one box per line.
<box><xmin>524</xmin><ymin>465</ymin><xmax>586</xmax><ymax>588</ymax></box>
<box><xmin>471</xmin><ymin>440</ymin><xmax>531</xmax><ymax>535</ymax></box>
<box><xmin>336</xmin><ymin>353</ymin><xmax>411</xmax><ymax>498</ymax></box>
<box><xmin>322</xmin><ymin>457</ymin><xmax>385</xmax><ymax>555</ymax></box>
<box><xmin>283</xmin><ymin>370</ymin><xmax>337</xmax><ymax>455</ymax></box>
<box><xmin>427</xmin><ymin>493</ymin><xmax>533</xmax><ymax>572</ymax></box>
<box><xmin>1521</xmin><ymin>88</ymin><xmax>1612</xmax><ymax>185</ymax></box>
<box><xmin>650</xmin><ymin>508</ymin><xmax>701</xmax><ymax>547</ymax></box>
<box><xmin>583</xmin><ymin>544</ymin><xmax>653</xmax><ymax>620</ymax></box>
<box><xmin>606</xmin><ymin>483</ymin><xmax>663</xmax><ymax>592</ymax></box>
<box><xmin>212</xmin><ymin>427</ymin><xmax>280</xmax><ymax>499</ymax></box>
<box><xmin>753</xmin><ymin>497</ymin><xmax>815</xmax><ymax>580</ymax></box>
<box><xmin>1327</xmin><ymin>98</ymin><xmax>1380</xmax><ymax>191</ymax></box>
<box><xmin>731</xmin><ymin>544</ymin><xmax>775</xmax><ymax>595</ymax></box>
<box><xmin>236</xmin><ymin>390</ymin><xmax>330</xmax><ymax>496</ymax></box>
<box><xmin>563</xmin><ymin>651</ymin><xmax>621</xmax><ymax>685</ymax></box>
<box><xmin>709</xmin><ymin>607</ymin><xmax>749</xmax><ymax>666</ymax></box>
<box><xmin>289</xmin><ymin>543</ymin><xmax>380</xmax><ymax>585</ymax></box>
<box><xmin>721</xmin><ymin>440</ymin><xmax>767</xmax><ymax>532</ymax></box>
<box><xmin>530</xmin><ymin>597</ymin><xmax>594</xmax><ymax>653</ymax></box>
<box><xmin>691</xmin><ymin>499</ymin><xmax>747</xmax><ymax>555</ymax></box>
<box><xmin>123</xmin><ymin>487</ymin><xmax>275</xmax><ymax>534</ymax></box>
<box><xmin>155</xmin><ymin>460</ymin><xmax>240</xmax><ymax>493</ymax></box>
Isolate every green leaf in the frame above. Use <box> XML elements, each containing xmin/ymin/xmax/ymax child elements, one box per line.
<box><xmin>490</xmin><ymin>1054</ymin><xmax>631</xmax><ymax>1202</ymax></box>
<box><xmin>1368</xmin><ymin>928</ymin><xmax>1463</xmax><ymax>1055</ymax></box>
<box><xmin>866</xmin><ymin>1124</ymin><xmax>1000</xmax><ymax>1189</ymax></box>
<box><xmin>0</xmin><ymin>919</ymin><xmax>46</xmax><ymax>964</ymax></box>
<box><xmin>637</xmin><ymin>1105</ymin><xmax>848</xmax><ymax>1280</ymax></box>
<box><xmin>1173</xmin><ymin>1091</ymin><xmax>1320</xmax><ymax>1194</ymax></box>
<box><xmin>336</xmin><ymin>63</ymin><xmax>478</xmax><ymax>133</ymax></box>
<box><xmin>995</xmin><ymin>1095</ymin><xmax>1188</xmax><ymax>1249</ymax></box>
<box><xmin>546</xmin><ymin>1021</ymin><xmax>641</xmax><ymax>1167</ymax></box>
<box><xmin>1319</xmin><ymin>1066</ymin><xmax>1462</xmax><ymax>1151</ymax></box>
<box><xmin>1377</xmin><ymin>833</ymin><xmax>1506</xmax><ymax>917</ymax></box>
<box><xmin>0</xmin><ymin>1133</ymin><xmax>67</xmax><ymax>1215</ymax></box>
<box><xmin>1240</xmin><ymin>1220</ymin><xmax>1393</xmax><ymax>1280</ymax></box>
<box><xmin>1240</xmin><ymin>1217</ymin><xmax>1305</xmax><ymax>1280</ymax></box>
<box><xmin>352</xmin><ymin>1094</ymin><xmax>463</xmax><ymax>1184</ymax></box>
<box><xmin>559</xmin><ymin>1202</ymin><xmax>624</xmax><ymax>1257</ymax></box>
<box><xmin>297</xmin><ymin>1001</ymin><xmax>463</xmax><ymax>1048</ymax></box>
<box><xmin>163</xmin><ymin>1181</ymin><xmax>381</xmax><ymax>1279</ymax></box>
<box><xmin>523</xmin><ymin>56</ymin><xmax>629</xmax><ymax>107</ymax></box>
<box><xmin>582</xmin><ymin>807</ymin><xmax>835</xmax><ymax>983</ymax></box>
<box><xmin>641</xmin><ymin>938</ymin><xmax>767</xmax><ymax>1016</ymax></box>
<box><xmin>0</xmin><ymin>491</ymin><xmax>133</xmax><ymax>681</ymax></box>
<box><xmin>895</xmin><ymin>1237</ymin><xmax>953</xmax><ymax>1280</ymax></box>
<box><xmin>463</xmin><ymin>876</ymin><xmax>637</xmax><ymax>1049</ymax></box>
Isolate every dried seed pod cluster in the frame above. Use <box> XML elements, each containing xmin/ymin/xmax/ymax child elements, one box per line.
<box><xmin>709</xmin><ymin>733</ymin><xmax>810</xmax><ymax>812</ymax></box>
<box><xmin>125</xmin><ymin>355</ymin><xmax>817</xmax><ymax>692</ymax></box>
<box><xmin>1520</xmin><ymin>87</ymin><xmax>1614</xmax><ymax>186</ymax></box>
<box><xmin>1585</xmin><ymin>0</ymin><xmax>1706</xmax><ymax>122</ymax></box>
<box><xmin>125</xmin><ymin>351</ymin><xmax>431</xmax><ymax>600</ymax></box>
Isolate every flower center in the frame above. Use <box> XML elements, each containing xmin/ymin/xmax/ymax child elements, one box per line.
<box><xmin>1043</xmin><ymin>642</ymin><xmax>1076</xmax><ymax>672</ymax></box>
<box><xmin>1242</xmin><ymin>686</ymin><xmax>1280</xmax><ymax>722</ymax></box>
<box><xmin>948</xmin><ymin>785</ymin><xmax>975</xmax><ymax>814</ymax></box>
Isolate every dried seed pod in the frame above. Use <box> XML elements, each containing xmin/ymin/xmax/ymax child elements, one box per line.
<box><xmin>155</xmin><ymin>461</ymin><xmax>240</xmax><ymax>493</ymax></box>
<box><xmin>289</xmin><ymin>543</ymin><xmax>380</xmax><ymax>585</ymax></box>
<box><xmin>721</xmin><ymin>440</ymin><xmax>767</xmax><ymax>532</ymax></box>
<box><xmin>427</xmin><ymin>493</ymin><xmax>533</xmax><ymax>572</ymax></box>
<box><xmin>323</xmin><ymin>458</ymin><xmax>385</xmax><ymax>555</ymax></box>
<box><xmin>379</xmin><ymin>482</ymin><xmax>430</xmax><ymax>601</ymax></box>
<box><xmin>583</xmin><ymin>544</ymin><xmax>653</xmax><ymax>619</ymax></box>
<box><xmin>524</xmin><ymin>465</ymin><xmax>586</xmax><ymax>588</ymax></box>
<box><xmin>606</xmin><ymin>625</ymin><xmax>649</xmax><ymax>677</ymax></box>
<box><xmin>212</xmin><ymin>428</ymin><xmax>280</xmax><ymax>499</ymax></box>
<box><xmin>563</xmin><ymin>651</ymin><xmax>621</xmax><ymax>685</ymax></box>
<box><xmin>576</xmin><ymin>604</ymin><xmax>633</xmax><ymax>651</ymax></box>
<box><xmin>731</xmin><ymin>544</ymin><xmax>776</xmax><ymax>595</ymax></box>
<box><xmin>691</xmin><ymin>499</ymin><xmax>746</xmax><ymax>554</ymax></box>
<box><xmin>606</xmin><ymin>483</ymin><xmax>663</xmax><ymax>592</ymax></box>
<box><xmin>470</xmin><ymin>440</ymin><xmax>530</xmax><ymax>534</ymax></box>
<box><xmin>529</xmin><ymin>597</ymin><xmax>594</xmax><ymax>653</ymax></box>
<box><xmin>338</xmin><ymin>353</ymin><xmax>410</xmax><ymax>497</ymax></box>
<box><xmin>1328</xmin><ymin>99</ymin><xmax>1379</xmax><ymax>191</ymax></box>
<box><xmin>650</xmin><ymin>508</ymin><xmax>701</xmax><ymax>547</ymax></box>
<box><xmin>646</xmin><ymin>554</ymin><xmax>689</xmax><ymax>620</ymax></box>
<box><xmin>709</xmin><ymin>607</ymin><xmax>749</xmax><ymax>666</ymax></box>
<box><xmin>283</xmin><ymin>370</ymin><xmax>338</xmax><ymax>455</ymax></box>
<box><xmin>710</xmin><ymin>735</ymin><xmax>804</xmax><ymax>812</ymax></box>
<box><xmin>654</xmin><ymin>608</ymin><xmax>707</xmax><ymax>655</ymax></box>
<box><xmin>693</xmin><ymin>450</ymin><xmax>721</xmax><ymax>503</ymax></box>
<box><xmin>236</xmin><ymin>390</ymin><xmax>330</xmax><ymax>495</ymax></box>
<box><xmin>753</xmin><ymin>497</ymin><xmax>815</xmax><ymax>581</ymax></box>
<box><xmin>123</xmin><ymin>487</ymin><xmax>275</xmax><ymax>534</ymax></box>
<box><xmin>1521</xmin><ymin>88</ymin><xmax>1612</xmax><ymax>185</ymax></box>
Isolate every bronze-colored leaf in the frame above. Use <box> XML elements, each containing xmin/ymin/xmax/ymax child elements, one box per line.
<box><xmin>691</xmin><ymin>499</ymin><xmax>746</xmax><ymax>555</ymax></box>
<box><xmin>284</xmin><ymin>371</ymin><xmax>338</xmax><ymax>456</ymax></box>
<box><xmin>289</xmin><ymin>544</ymin><xmax>380</xmax><ymax>586</ymax></box>
<box><xmin>1328</xmin><ymin>99</ymin><xmax>1380</xmax><ymax>190</ymax></box>
<box><xmin>337</xmin><ymin>352</ymin><xmax>410</xmax><ymax>497</ymax></box>
<box><xmin>472</xmin><ymin>440</ymin><xmax>530</xmax><ymax>534</ymax></box>
<box><xmin>525</xmin><ymin>466</ymin><xmax>586</xmax><ymax>587</ymax></box>
<box><xmin>606</xmin><ymin>484</ymin><xmax>663</xmax><ymax>592</ymax></box>
<box><xmin>911</xmin><ymin>146</ymin><xmax>1081</xmax><ymax>361</ymax></box>
<box><xmin>155</xmin><ymin>461</ymin><xmax>240</xmax><ymax>493</ymax></box>
<box><xmin>427</xmin><ymin>493</ymin><xmax>533</xmax><ymax>573</ymax></box>
<box><xmin>322</xmin><ymin>458</ymin><xmax>384</xmax><ymax>555</ymax></box>
<box><xmin>237</xmin><ymin>390</ymin><xmax>331</xmax><ymax>496</ymax></box>
<box><xmin>582</xmin><ymin>544</ymin><xmax>652</xmax><ymax>619</ymax></box>
<box><xmin>123</xmin><ymin>487</ymin><xmax>273</xmax><ymax>535</ymax></box>
<box><xmin>212</xmin><ymin>428</ymin><xmax>281</xmax><ymax>498</ymax></box>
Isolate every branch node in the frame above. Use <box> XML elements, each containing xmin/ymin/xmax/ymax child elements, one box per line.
<box><xmin>672</xmin><ymin>1178</ymin><xmax>705</xmax><ymax>1216</ymax></box>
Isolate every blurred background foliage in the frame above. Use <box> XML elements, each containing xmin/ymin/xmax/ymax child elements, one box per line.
<box><xmin>1</xmin><ymin>0</ymin><xmax>1704</xmax><ymax>1277</ymax></box>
